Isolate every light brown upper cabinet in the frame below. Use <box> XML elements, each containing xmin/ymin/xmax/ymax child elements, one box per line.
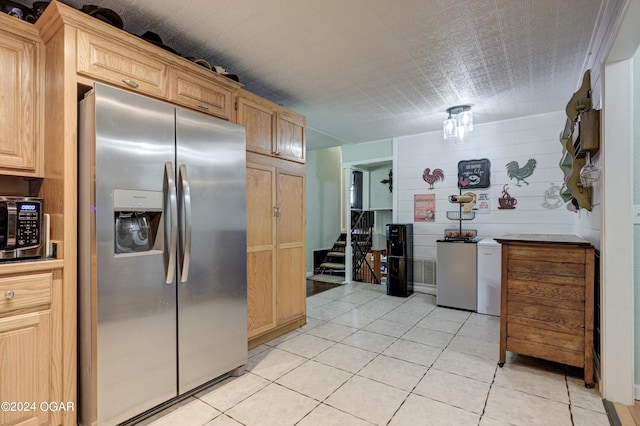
<box><xmin>76</xmin><ymin>29</ymin><xmax>168</xmax><ymax>98</ymax></box>
<box><xmin>169</xmin><ymin>68</ymin><xmax>233</xmax><ymax>121</ymax></box>
<box><xmin>276</xmin><ymin>110</ymin><xmax>306</xmax><ymax>163</ymax></box>
<box><xmin>236</xmin><ymin>90</ymin><xmax>306</xmax><ymax>163</ymax></box>
<box><xmin>0</xmin><ymin>15</ymin><xmax>43</xmax><ymax>177</ymax></box>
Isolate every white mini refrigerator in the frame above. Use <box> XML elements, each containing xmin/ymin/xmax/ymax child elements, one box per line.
<box><xmin>476</xmin><ymin>238</ymin><xmax>502</xmax><ymax>316</ymax></box>
<box><xmin>436</xmin><ymin>240</ymin><xmax>477</xmax><ymax>311</ymax></box>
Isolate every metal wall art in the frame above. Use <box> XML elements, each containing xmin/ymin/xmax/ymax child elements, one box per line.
<box><xmin>505</xmin><ymin>158</ymin><xmax>537</xmax><ymax>186</ymax></box>
<box><xmin>380</xmin><ymin>169</ymin><xmax>393</xmax><ymax>192</ymax></box>
<box><xmin>422</xmin><ymin>168</ymin><xmax>444</xmax><ymax>190</ymax></box>
<box><xmin>542</xmin><ymin>183</ymin><xmax>564</xmax><ymax>209</ymax></box>
<box><xmin>498</xmin><ymin>184</ymin><xmax>517</xmax><ymax>209</ymax></box>
<box><xmin>457</xmin><ymin>159</ymin><xmax>491</xmax><ymax>189</ymax></box>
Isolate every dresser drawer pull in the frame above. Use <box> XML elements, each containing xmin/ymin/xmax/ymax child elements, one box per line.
<box><xmin>197</xmin><ymin>104</ymin><xmax>209</xmax><ymax>110</ymax></box>
<box><xmin>5</xmin><ymin>290</ymin><xmax>15</xmax><ymax>299</ymax></box>
<box><xmin>122</xmin><ymin>79</ymin><xmax>139</xmax><ymax>88</ymax></box>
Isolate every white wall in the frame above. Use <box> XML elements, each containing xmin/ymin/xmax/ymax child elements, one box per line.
<box><xmin>601</xmin><ymin>57</ymin><xmax>636</xmax><ymax>405</ymax></box>
<box><xmin>395</xmin><ymin>112</ymin><xmax>576</xmax><ymax>265</ymax></box>
<box><xmin>342</xmin><ymin>139</ymin><xmax>392</xmax><ymax>164</ymax></box>
<box><xmin>599</xmin><ymin>0</ymin><xmax>640</xmax><ymax>404</ymax></box>
<box><xmin>306</xmin><ymin>147</ymin><xmax>342</xmax><ymax>275</ymax></box>
<box><xmin>634</xmin><ymin>44</ymin><xmax>640</xmax><ymax>398</ymax></box>
<box><xmin>369</xmin><ymin>165</ymin><xmax>393</xmax><ymax>210</ymax></box>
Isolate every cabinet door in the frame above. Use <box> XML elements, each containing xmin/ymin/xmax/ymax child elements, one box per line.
<box><xmin>169</xmin><ymin>69</ymin><xmax>232</xmax><ymax>120</ymax></box>
<box><xmin>238</xmin><ymin>98</ymin><xmax>275</xmax><ymax>157</ymax></box>
<box><xmin>0</xmin><ymin>29</ymin><xmax>40</xmax><ymax>175</ymax></box>
<box><xmin>246</xmin><ymin>163</ymin><xmax>277</xmax><ymax>337</ymax></box>
<box><xmin>276</xmin><ymin>110</ymin><xmax>305</xmax><ymax>163</ymax></box>
<box><xmin>0</xmin><ymin>311</ymin><xmax>51</xmax><ymax>426</ymax></box>
<box><xmin>276</xmin><ymin>169</ymin><xmax>306</xmax><ymax>323</ymax></box>
<box><xmin>76</xmin><ymin>29</ymin><xmax>167</xmax><ymax>97</ymax></box>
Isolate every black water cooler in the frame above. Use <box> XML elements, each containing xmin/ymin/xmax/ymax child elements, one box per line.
<box><xmin>386</xmin><ymin>224</ymin><xmax>413</xmax><ymax>297</ymax></box>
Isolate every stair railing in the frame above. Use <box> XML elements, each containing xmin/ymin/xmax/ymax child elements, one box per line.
<box><xmin>351</xmin><ymin>211</ymin><xmax>378</xmax><ymax>283</ymax></box>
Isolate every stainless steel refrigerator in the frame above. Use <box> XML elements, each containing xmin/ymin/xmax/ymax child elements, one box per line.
<box><xmin>78</xmin><ymin>83</ymin><xmax>247</xmax><ymax>426</ymax></box>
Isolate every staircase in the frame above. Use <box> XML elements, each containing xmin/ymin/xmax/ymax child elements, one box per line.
<box><xmin>314</xmin><ymin>233</ymin><xmax>348</xmax><ymax>276</ymax></box>
<box><xmin>314</xmin><ymin>210</ymin><xmax>377</xmax><ymax>282</ymax></box>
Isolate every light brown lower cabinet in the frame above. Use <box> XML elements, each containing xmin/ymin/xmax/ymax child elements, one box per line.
<box><xmin>496</xmin><ymin>234</ymin><xmax>595</xmax><ymax>387</ymax></box>
<box><xmin>246</xmin><ymin>153</ymin><xmax>306</xmax><ymax>348</ymax></box>
<box><xmin>0</xmin><ymin>261</ymin><xmax>65</xmax><ymax>426</ymax></box>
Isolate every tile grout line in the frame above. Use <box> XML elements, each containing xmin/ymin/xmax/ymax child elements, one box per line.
<box><xmin>565</xmin><ymin>366</ymin><xmax>576</xmax><ymax>426</ymax></box>
<box><xmin>249</xmin><ymin>288</ymin><xmax>492</xmax><ymax>425</ymax></box>
<box><xmin>297</xmin><ymin>286</ymin><xmax>403</xmax><ymax>425</ymax></box>
<box><xmin>477</xmin><ymin>362</ymin><xmax>499</xmax><ymax>426</ymax></box>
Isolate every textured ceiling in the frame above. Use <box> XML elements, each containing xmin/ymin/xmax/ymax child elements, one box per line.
<box><xmin>59</xmin><ymin>0</ymin><xmax>604</xmax><ymax>148</ymax></box>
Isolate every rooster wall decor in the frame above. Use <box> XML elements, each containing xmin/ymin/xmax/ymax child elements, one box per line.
<box><xmin>506</xmin><ymin>159</ymin><xmax>537</xmax><ymax>186</ymax></box>
<box><xmin>423</xmin><ymin>168</ymin><xmax>444</xmax><ymax>190</ymax></box>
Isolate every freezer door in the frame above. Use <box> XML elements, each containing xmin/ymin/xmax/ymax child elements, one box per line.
<box><xmin>79</xmin><ymin>83</ymin><xmax>178</xmax><ymax>425</ymax></box>
<box><xmin>436</xmin><ymin>241</ymin><xmax>477</xmax><ymax>311</ymax></box>
<box><xmin>176</xmin><ymin>107</ymin><xmax>248</xmax><ymax>393</ymax></box>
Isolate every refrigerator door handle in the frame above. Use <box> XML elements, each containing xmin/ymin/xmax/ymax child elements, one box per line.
<box><xmin>178</xmin><ymin>163</ymin><xmax>192</xmax><ymax>282</ymax></box>
<box><xmin>164</xmin><ymin>161</ymin><xmax>178</xmax><ymax>284</ymax></box>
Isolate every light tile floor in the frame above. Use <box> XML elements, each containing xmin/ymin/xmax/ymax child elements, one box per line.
<box><xmin>139</xmin><ymin>282</ymin><xmax>609</xmax><ymax>426</ymax></box>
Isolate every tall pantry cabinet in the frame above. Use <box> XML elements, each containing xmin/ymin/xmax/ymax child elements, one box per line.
<box><xmin>236</xmin><ymin>90</ymin><xmax>307</xmax><ymax>348</ymax></box>
<box><xmin>0</xmin><ymin>11</ymin><xmax>69</xmax><ymax>426</ymax></box>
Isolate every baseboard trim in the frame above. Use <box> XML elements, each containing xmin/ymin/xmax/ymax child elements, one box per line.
<box><xmin>248</xmin><ymin>317</ymin><xmax>306</xmax><ymax>350</ymax></box>
<box><xmin>413</xmin><ymin>283</ymin><xmax>436</xmax><ymax>296</ymax></box>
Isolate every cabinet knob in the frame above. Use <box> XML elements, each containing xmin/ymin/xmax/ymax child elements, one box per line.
<box><xmin>5</xmin><ymin>290</ymin><xmax>14</xmax><ymax>299</ymax></box>
<box><xmin>122</xmin><ymin>79</ymin><xmax>139</xmax><ymax>88</ymax></box>
<box><xmin>197</xmin><ymin>104</ymin><xmax>210</xmax><ymax>110</ymax></box>
<box><xmin>272</xmin><ymin>151</ymin><xmax>281</xmax><ymax>156</ymax></box>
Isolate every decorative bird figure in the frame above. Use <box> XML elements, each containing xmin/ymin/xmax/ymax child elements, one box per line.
<box><xmin>506</xmin><ymin>159</ymin><xmax>537</xmax><ymax>186</ymax></box>
<box><xmin>423</xmin><ymin>168</ymin><xmax>444</xmax><ymax>190</ymax></box>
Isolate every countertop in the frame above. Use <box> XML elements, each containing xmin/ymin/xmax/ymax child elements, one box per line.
<box><xmin>495</xmin><ymin>233</ymin><xmax>591</xmax><ymax>246</ymax></box>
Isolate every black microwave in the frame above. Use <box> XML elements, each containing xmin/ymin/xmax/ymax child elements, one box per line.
<box><xmin>0</xmin><ymin>196</ymin><xmax>44</xmax><ymax>261</ymax></box>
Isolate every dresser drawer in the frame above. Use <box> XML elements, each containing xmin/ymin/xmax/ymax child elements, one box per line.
<box><xmin>507</xmin><ymin>278</ymin><xmax>585</xmax><ymax>300</ymax></box>
<box><xmin>77</xmin><ymin>29</ymin><xmax>168</xmax><ymax>98</ymax></box>
<box><xmin>0</xmin><ymin>273</ymin><xmax>52</xmax><ymax>314</ymax></box>
<box><xmin>506</xmin><ymin>337</ymin><xmax>584</xmax><ymax>368</ymax></box>
<box><xmin>507</xmin><ymin>245</ymin><xmax>585</xmax><ymax>264</ymax></box>
<box><xmin>508</xmin><ymin>259</ymin><xmax>584</xmax><ymax>278</ymax></box>
<box><xmin>169</xmin><ymin>69</ymin><xmax>232</xmax><ymax>120</ymax></box>
<box><xmin>507</xmin><ymin>293</ymin><xmax>584</xmax><ymax>329</ymax></box>
<box><xmin>507</xmin><ymin>316</ymin><xmax>584</xmax><ymax>352</ymax></box>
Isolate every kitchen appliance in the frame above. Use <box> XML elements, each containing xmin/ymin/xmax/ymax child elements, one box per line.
<box><xmin>78</xmin><ymin>83</ymin><xmax>247</xmax><ymax>426</ymax></box>
<box><xmin>386</xmin><ymin>224</ymin><xmax>413</xmax><ymax>297</ymax></box>
<box><xmin>477</xmin><ymin>238</ymin><xmax>501</xmax><ymax>316</ymax></box>
<box><xmin>0</xmin><ymin>196</ymin><xmax>44</xmax><ymax>260</ymax></box>
<box><xmin>436</xmin><ymin>239</ymin><xmax>477</xmax><ymax>311</ymax></box>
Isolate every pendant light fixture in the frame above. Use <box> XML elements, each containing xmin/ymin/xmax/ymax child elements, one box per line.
<box><xmin>443</xmin><ymin>105</ymin><xmax>473</xmax><ymax>142</ymax></box>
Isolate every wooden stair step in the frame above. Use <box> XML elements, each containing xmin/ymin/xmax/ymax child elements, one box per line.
<box><xmin>328</xmin><ymin>252</ymin><xmax>345</xmax><ymax>257</ymax></box>
<box><xmin>320</xmin><ymin>262</ymin><xmax>345</xmax><ymax>270</ymax></box>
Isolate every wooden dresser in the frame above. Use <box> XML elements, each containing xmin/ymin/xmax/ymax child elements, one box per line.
<box><xmin>495</xmin><ymin>234</ymin><xmax>595</xmax><ymax>387</ymax></box>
